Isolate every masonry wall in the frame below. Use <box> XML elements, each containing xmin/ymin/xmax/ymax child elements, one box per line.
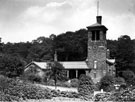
<box><xmin>87</xmin><ymin>31</ymin><xmax>107</xmax><ymax>83</ymax></box>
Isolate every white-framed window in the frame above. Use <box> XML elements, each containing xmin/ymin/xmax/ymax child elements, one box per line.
<box><xmin>94</xmin><ymin>60</ymin><xmax>97</xmax><ymax>69</ymax></box>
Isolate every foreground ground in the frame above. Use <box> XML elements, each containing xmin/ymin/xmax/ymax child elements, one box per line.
<box><xmin>35</xmin><ymin>84</ymin><xmax>102</xmax><ymax>96</ymax></box>
<box><xmin>21</xmin><ymin>97</ymin><xmax>90</xmax><ymax>102</ymax></box>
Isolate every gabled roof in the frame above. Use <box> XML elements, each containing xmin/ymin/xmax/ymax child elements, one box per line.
<box><xmin>25</xmin><ymin>61</ymin><xmax>89</xmax><ymax>70</ymax></box>
<box><xmin>33</xmin><ymin>61</ymin><xmax>48</xmax><ymax>69</ymax></box>
<box><xmin>25</xmin><ymin>61</ymin><xmax>48</xmax><ymax>70</ymax></box>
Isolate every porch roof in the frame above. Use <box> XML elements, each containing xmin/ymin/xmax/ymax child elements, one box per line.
<box><xmin>60</xmin><ymin>61</ymin><xmax>89</xmax><ymax>69</ymax></box>
<box><xmin>106</xmin><ymin>59</ymin><xmax>115</xmax><ymax>64</ymax></box>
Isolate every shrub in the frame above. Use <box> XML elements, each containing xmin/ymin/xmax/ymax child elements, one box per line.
<box><xmin>70</xmin><ymin>78</ymin><xmax>79</xmax><ymax>87</ymax></box>
<box><xmin>0</xmin><ymin>75</ymin><xmax>81</xmax><ymax>101</ymax></box>
<box><xmin>94</xmin><ymin>92</ymin><xmax>111</xmax><ymax>101</ymax></box>
<box><xmin>0</xmin><ymin>75</ymin><xmax>9</xmax><ymax>91</ymax></box>
<box><xmin>78</xmin><ymin>74</ymin><xmax>95</xmax><ymax>98</ymax></box>
<box><xmin>62</xmin><ymin>81</ymin><xmax>71</xmax><ymax>88</ymax></box>
<box><xmin>114</xmin><ymin>77</ymin><xmax>125</xmax><ymax>85</ymax></box>
<box><xmin>0</xmin><ymin>76</ymin><xmax>52</xmax><ymax>101</ymax></box>
<box><xmin>130</xmin><ymin>77</ymin><xmax>135</xmax><ymax>86</ymax></box>
<box><xmin>95</xmin><ymin>82</ymin><xmax>101</xmax><ymax>91</ymax></box>
<box><xmin>122</xmin><ymin>70</ymin><xmax>135</xmax><ymax>86</ymax></box>
<box><xmin>100</xmin><ymin>75</ymin><xmax>115</xmax><ymax>92</ymax></box>
<box><xmin>25</xmin><ymin>73</ymin><xmax>42</xmax><ymax>83</ymax></box>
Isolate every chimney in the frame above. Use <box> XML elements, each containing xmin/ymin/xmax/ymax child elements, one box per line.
<box><xmin>96</xmin><ymin>16</ymin><xmax>102</xmax><ymax>24</ymax></box>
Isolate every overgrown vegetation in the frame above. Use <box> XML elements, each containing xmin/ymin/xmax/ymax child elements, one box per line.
<box><xmin>99</xmin><ymin>75</ymin><xmax>115</xmax><ymax>92</ymax></box>
<box><xmin>0</xmin><ymin>29</ymin><xmax>135</xmax><ymax>101</ymax></box>
<box><xmin>0</xmin><ymin>54</ymin><xmax>25</xmax><ymax>77</ymax></box>
<box><xmin>94</xmin><ymin>88</ymin><xmax>135</xmax><ymax>102</ymax></box>
<box><xmin>47</xmin><ymin>61</ymin><xmax>67</xmax><ymax>88</ymax></box>
<box><xmin>78</xmin><ymin>74</ymin><xmax>95</xmax><ymax>99</ymax></box>
<box><xmin>0</xmin><ymin>33</ymin><xmax>135</xmax><ymax>78</ymax></box>
<box><xmin>0</xmin><ymin>75</ymin><xmax>80</xmax><ymax>101</ymax></box>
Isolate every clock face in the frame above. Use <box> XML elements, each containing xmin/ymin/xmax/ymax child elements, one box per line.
<box><xmin>93</xmin><ymin>45</ymin><xmax>97</xmax><ymax>49</ymax></box>
<box><xmin>93</xmin><ymin>45</ymin><xmax>98</xmax><ymax>53</ymax></box>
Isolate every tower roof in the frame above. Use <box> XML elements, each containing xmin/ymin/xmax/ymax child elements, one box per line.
<box><xmin>87</xmin><ymin>16</ymin><xmax>108</xmax><ymax>31</ymax></box>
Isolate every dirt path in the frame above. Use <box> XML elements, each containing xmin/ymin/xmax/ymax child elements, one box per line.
<box><xmin>35</xmin><ymin>84</ymin><xmax>78</xmax><ymax>92</ymax></box>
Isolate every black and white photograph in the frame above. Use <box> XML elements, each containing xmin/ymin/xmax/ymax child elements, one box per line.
<box><xmin>0</xmin><ymin>0</ymin><xmax>135</xmax><ymax>101</ymax></box>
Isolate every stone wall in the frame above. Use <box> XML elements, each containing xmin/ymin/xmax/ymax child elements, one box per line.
<box><xmin>87</xmin><ymin>31</ymin><xmax>107</xmax><ymax>83</ymax></box>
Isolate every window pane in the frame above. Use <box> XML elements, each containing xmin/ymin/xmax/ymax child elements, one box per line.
<box><xmin>96</xmin><ymin>31</ymin><xmax>100</xmax><ymax>40</ymax></box>
<box><xmin>92</xmin><ymin>31</ymin><xmax>95</xmax><ymax>41</ymax></box>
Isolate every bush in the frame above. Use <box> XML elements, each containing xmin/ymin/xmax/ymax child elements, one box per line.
<box><xmin>25</xmin><ymin>73</ymin><xmax>42</xmax><ymax>83</ymax></box>
<box><xmin>78</xmin><ymin>74</ymin><xmax>95</xmax><ymax>98</ymax></box>
<box><xmin>100</xmin><ymin>75</ymin><xmax>115</xmax><ymax>92</ymax></box>
<box><xmin>70</xmin><ymin>78</ymin><xmax>79</xmax><ymax>87</ymax></box>
<box><xmin>46</xmin><ymin>79</ymin><xmax>55</xmax><ymax>86</ymax></box>
<box><xmin>0</xmin><ymin>76</ymin><xmax>52</xmax><ymax>101</ymax></box>
<box><xmin>122</xmin><ymin>70</ymin><xmax>135</xmax><ymax>86</ymax></box>
<box><xmin>0</xmin><ymin>75</ymin><xmax>9</xmax><ymax>91</ymax></box>
<box><xmin>94</xmin><ymin>88</ymin><xmax>135</xmax><ymax>101</ymax></box>
<box><xmin>115</xmin><ymin>77</ymin><xmax>125</xmax><ymax>85</ymax></box>
<box><xmin>94</xmin><ymin>92</ymin><xmax>111</xmax><ymax>101</ymax></box>
<box><xmin>95</xmin><ymin>82</ymin><xmax>101</xmax><ymax>91</ymax></box>
<box><xmin>62</xmin><ymin>81</ymin><xmax>71</xmax><ymax>88</ymax></box>
<box><xmin>0</xmin><ymin>75</ymin><xmax>81</xmax><ymax>101</ymax></box>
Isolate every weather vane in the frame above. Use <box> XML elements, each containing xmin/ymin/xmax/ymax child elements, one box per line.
<box><xmin>97</xmin><ymin>0</ymin><xmax>99</xmax><ymax>16</ymax></box>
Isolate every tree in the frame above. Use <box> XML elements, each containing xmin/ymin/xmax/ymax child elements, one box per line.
<box><xmin>55</xmin><ymin>29</ymin><xmax>87</xmax><ymax>61</ymax></box>
<box><xmin>27</xmin><ymin>37</ymin><xmax>53</xmax><ymax>62</ymax></box>
<box><xmin>0</xmin><ymin>54</ymin><xmax>25</xmax><ymax>77</ymax></box>
<box><xmin>107</xmin><ymin>39</ymin><xmax>117</xmax><ymax>59</ymax></box>
<box><xmin>115</xmin><ymin>35</ymin><xmax>134</xmax><ymax>75</ymax></box>
<box><xmin>47</xmin><ymin>61</ymin><xmax>66</xmax><ymax>89</ymax></box>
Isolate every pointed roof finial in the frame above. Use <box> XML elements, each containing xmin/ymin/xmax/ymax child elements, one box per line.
<box><xmin>97</xmin><ymin>0</ymin><xmax>99</xmax><ymax>16</ymax></box>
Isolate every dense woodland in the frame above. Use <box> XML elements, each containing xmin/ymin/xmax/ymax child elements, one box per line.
<box><xmin>0</xmin><ymin>29</ymin><xmax>135</xmax><ymax>77</ymax></box>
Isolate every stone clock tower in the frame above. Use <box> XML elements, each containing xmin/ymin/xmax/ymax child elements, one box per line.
<box><xmin>87</xmin><ymin>16</ymin><xmax>108</xmax><ymax>83</ymax></box>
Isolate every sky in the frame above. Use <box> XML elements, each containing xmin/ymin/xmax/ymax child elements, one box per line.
<box><xmin>0</xmin><ymin>0</ymin><xmax>135</xmax><ymax>43</ymax></box>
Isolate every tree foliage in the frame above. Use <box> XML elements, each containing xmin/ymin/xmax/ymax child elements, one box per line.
<box><xmin>121</xmin><ymin>70</ymin><xmax>135</xmax><ymax>85</ymax></box>
<box><xmin>0</xmin><ymin>54</ymin><xmax>25</xmax><ymax>77</ymax></box>
<box><xmin>1</xmin><ymin>31</ymin><xmax>135</xmax><ymax>78</ymax></box>
<box><xmin>116</xmin><ymin>35</ymin><xmax>134</xmax><ymax>73</ymax></box>
<box><xmin>55</xmin><ymin>29</ymin><xmax>88</xmax><ymax>61</ymax></box>
<box><xmin>47</xmin><ymin>61</ymin><xmax>66</xmax><ymax>88</ymax></box>
<box><xmin>78</xmin><ymin>74</ymin><xmax>95</xmax><ymax>96</ymax></box>
<box><xmin>100</xmin><ymin>75</ymin><xmax>115</xmax><ymax>92</ymax></box>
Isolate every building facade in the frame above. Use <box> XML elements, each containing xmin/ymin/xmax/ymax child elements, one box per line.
<box><xmin>24</xmin><ymin>16</ymin><xmax>115</xmax><ymax>83</ymax></box>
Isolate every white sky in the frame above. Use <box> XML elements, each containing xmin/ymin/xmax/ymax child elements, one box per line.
<box><xmin>0</xmin><ymin>0</ymin><xmax>135</xmax><ymax>43</ymax></box>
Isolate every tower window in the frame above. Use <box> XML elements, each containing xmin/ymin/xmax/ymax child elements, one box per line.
<box><xmin>92</xmin><ymin>31</ymin><xmax>100</xmax><ymax>41</ymax></box>
<box><xmin>94</xmin><ymin>61</ymin><xmax>97</xmax><ymax>69</ymax></box>
<box><xmin>92</xmin><ymin>31</ymin><xmax>96</xmax><ymax>40</ymax></box>
<box><xmin>96</xmin><ymin>31</ymin><xmax>100</xmax><ymax>40</ymax></box>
